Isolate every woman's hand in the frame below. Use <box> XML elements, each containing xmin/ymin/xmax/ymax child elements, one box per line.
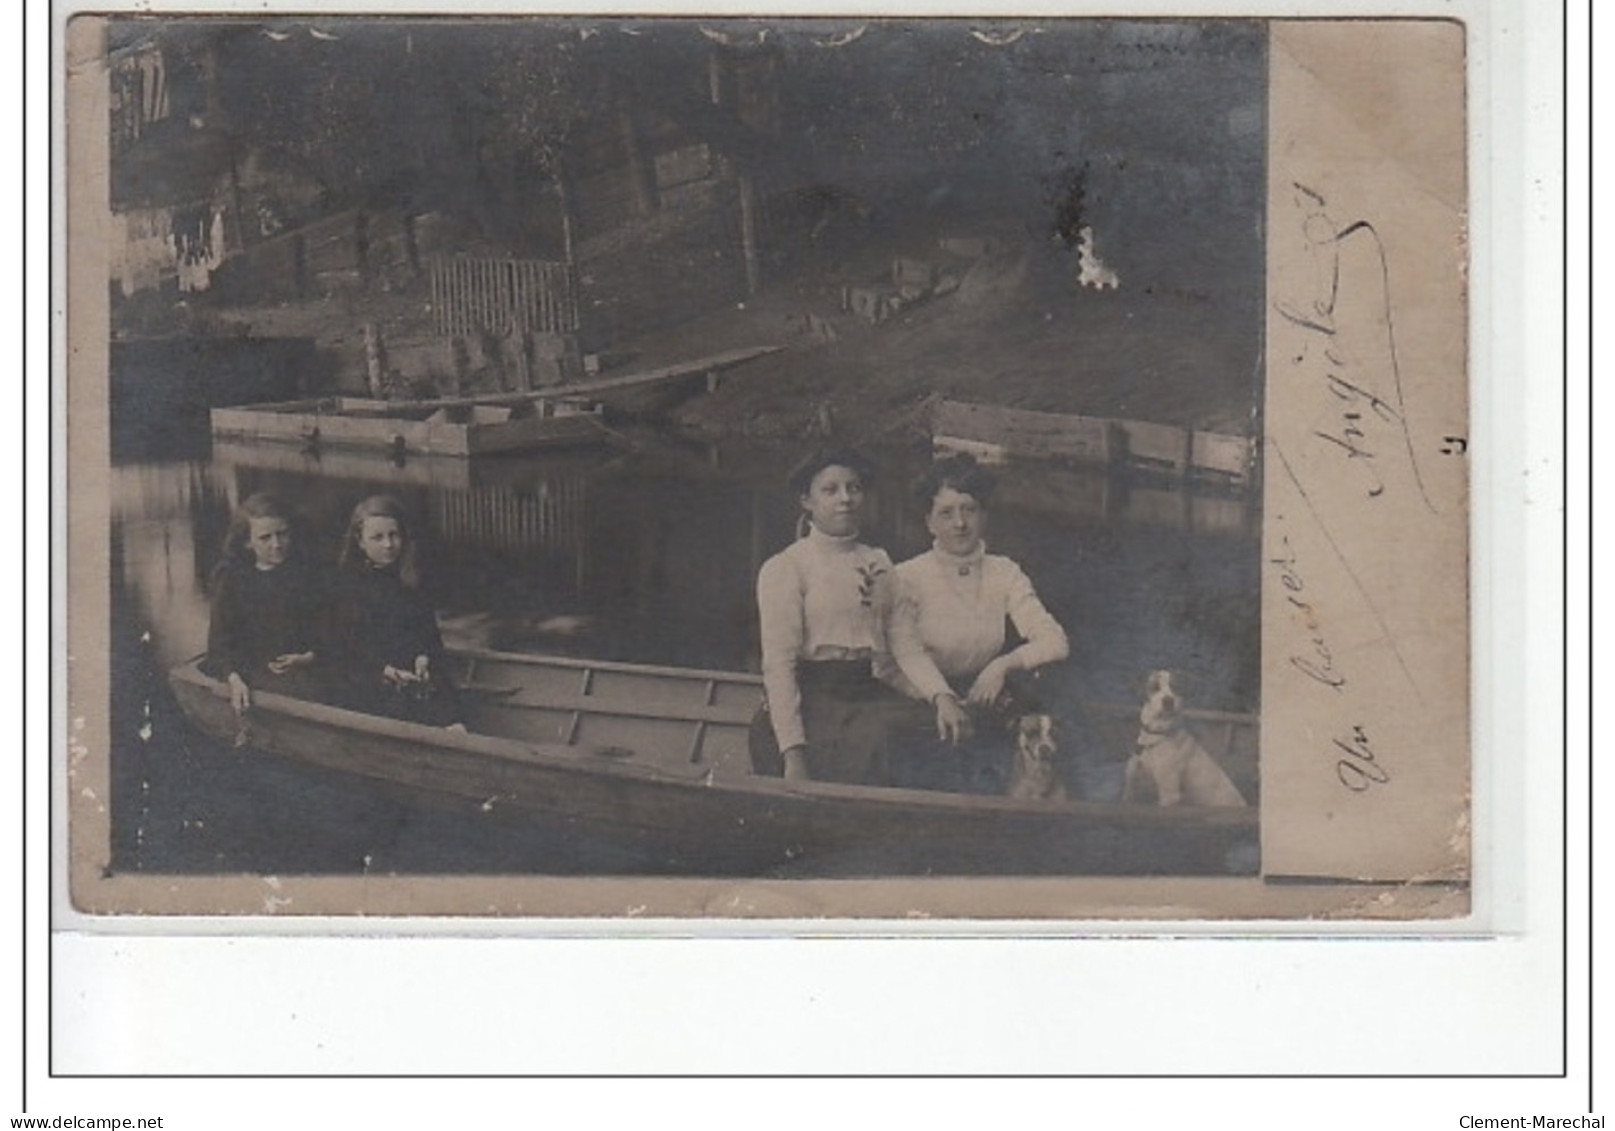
<box><xmin>933</xmin><ymin>693</ymin><xmax>972</xmax><ymax>745</ymax></box>
<box><xmin>267</xmin><ymin>651</ymin><xmax>314</xmax><ymax>676</ymax></box>
<box><xmin>782</xmin><ymin>745</ymin><xmax>811</xmax><ymax>781</ymax></box>
<box><xmin>226</xmin><ymin>672</ymin><xmax>251</xmax><ymax>714</ymax></box>
<box><xmin>384</xmin><ymin>656</ymin><xmax>432</xmax><ymax>687</ymax></box>
<box><xmin>965</xmin><ymin>658</ymin><xmax>1013</xmax><ymax>707</ymax></box>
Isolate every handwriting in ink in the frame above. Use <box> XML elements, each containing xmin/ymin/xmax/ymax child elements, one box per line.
<box><xmin>1276</xmin><ymin>182</ymin><xmax>1438</xmax><ymax>512</ymax></box>
<box><xmin>1333</xmin><ymin>725</ymin><xmax>1390</xmax><ymax>792</ymax></box>
<box><xmin>1271</xmin><ymin>444</ymin><xmax>1424</xmax><ymax>703</ymax></box>
<box><xmin>1269</xmin><ymin>535</ymin><xmax>1344</xmax><ymax>691</ymax></box>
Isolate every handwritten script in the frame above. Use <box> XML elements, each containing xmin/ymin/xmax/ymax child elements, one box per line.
<box><xmin>1270</xmin><ymin>530</ymin><xmax>1399</xmax><ymax>794</ymax></box>
<box><xmin>1275</xmin><ymin>182</ymin><xmax>1436</xmax><ymax>513</ymax></box>
<box><xmin>1333</xmin><ymin>725</ymin><xmax>1390</xmax><ymax>792</ymax></box>
<box><xmin>1269</xmin><ymin>534</ymin><xmax>1344</xmax><ymax>691</ymax></box>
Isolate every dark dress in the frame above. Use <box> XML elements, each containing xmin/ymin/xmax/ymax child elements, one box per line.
<box><xmin>328</xmin><ymin>562</ymin><xmax>463</xmax><ymax>727</ymax></box>
<box><xmin>201</xmin><ymin>559</ymin><xmax>328</xmax><ymax>702</ymax></box>
<box><xmin>885</xmin><ymin>669</ymin><xmax>1049</xmax><ymax>795</ymax></box>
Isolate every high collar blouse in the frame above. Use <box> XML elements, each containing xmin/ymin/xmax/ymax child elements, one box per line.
<box><xmin>882</xmin><ymin>543</ymin><xmax>1069</xmax><ymax>702</ymax></box>
<box><xmin>755</xmin><ymin>523</ymin><xmax>895</xmax><ymax>751</ymax></box>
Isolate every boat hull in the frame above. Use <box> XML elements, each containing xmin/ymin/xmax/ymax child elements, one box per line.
<box><xmin>168</xmin><ymin>658</ymin><xmax>1259</xmax><ymax>877</ymax></box>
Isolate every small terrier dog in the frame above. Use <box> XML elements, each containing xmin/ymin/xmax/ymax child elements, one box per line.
<box><xmin>1123</xmin><ymin>670</ymin><xmax>1247</xmax><ymax>807</ymax></box>
<box><xmin>1005</xmin><ymin>713</ymin><xmax>1069</xmax><ymax>801</ymax></box>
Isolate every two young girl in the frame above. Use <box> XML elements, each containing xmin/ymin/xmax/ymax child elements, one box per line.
<box><xmin>204</xmin><ymin>492</ymin><xmax>461</xmax><ymax>729</ymax></box>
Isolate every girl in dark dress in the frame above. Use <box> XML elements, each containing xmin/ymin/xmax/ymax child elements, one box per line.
<box><xmin>329</xmin><ymin>495</ymin><xmax>464</xmax><ymax>729</ymax></box>
<box><xmin>203</xmin><ymin>493</ymin><xmax>327</xmax><ymax>714</ymax></box>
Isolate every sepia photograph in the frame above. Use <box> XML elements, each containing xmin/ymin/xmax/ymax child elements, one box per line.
<box><xmin>65</xmin><ymin>13</ymin><xmax>1469</xmax><ymax>917</ymax></box>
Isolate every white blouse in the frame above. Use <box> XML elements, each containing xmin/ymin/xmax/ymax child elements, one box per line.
<box><xmin>882</xmin><ymin>544</ymin><xmax>1069</xmax><ymax>702</ymax></box>
<box><xmin>756</xmin><ymin>524</ymin><xmax>895</xmax><ymax>751</ymax></box>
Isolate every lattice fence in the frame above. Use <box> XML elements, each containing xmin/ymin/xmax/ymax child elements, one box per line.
<box><xmin>430</xmin><ymin>257</ymin><xmax>581</xmax><ymax>339</ymax></box>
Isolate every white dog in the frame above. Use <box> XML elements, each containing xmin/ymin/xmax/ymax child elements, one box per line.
<box><xmin>1076</xmin><ymin>226</ymin><xmax>1120</xmax><ymax>291</ymax></box>
<box><xmin>1122</xmin><ymin>670</ymin><xmax>1247</xmax><ymax>807</ymax></box>
<box><xmin>1005</xmin><ymin>713</ymin><xmax>1068</xmax><ymax>802</ymax></box>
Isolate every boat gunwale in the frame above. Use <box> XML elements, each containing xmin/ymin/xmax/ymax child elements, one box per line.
<box><xmin>446</xmin><ymin>646</ymin><xmax>1256</xmax><ymax>728</ymax></box>
<box><xmin>449</xmin><ymin>644</ymin><xmax>764</xmax><ymax>688</ymax></box>
<box><xmin>168</xmin><ymin>659</ymin><xmax>1258</xmax><ymax>831</ymax></box>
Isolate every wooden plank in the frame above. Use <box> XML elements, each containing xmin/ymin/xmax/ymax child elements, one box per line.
<box><xmin>369</xmin><ymin>345</ymin><xmax>785</xmax><ymax>415</ymax></box>
<box><xmin>455</xmin><ymin>647</ymin><xmax>761</xmax><ymax>692</ymax></box>
<box><xmin>210</xmin><ymin>437</ymin><xmax>479</xmax><ymax>489</ymax></box>
<box><xmin>1121</xmin><ymin>419</ymin><xmax>1192</xmax><ymax>476</ymax></box>
<box><xmin>931</xmin><ymin>400</ymin><xmax>1114</xmax><ymax>466</ymax></box>
<box><xmin>931</xmin><ymin>400</ymin><xmax>1254</xmax><ymax>493</ymax></box>
<box><xmin>214</xmin><ymin>402</ymin><xmax>605</xmax><ymax>457</ymax></box>
<box><xmin>472</xmin><ymin>687</ymin><xmax>757</xmax><ymax>729</ymax></box>
<box><xmin>1190</xmin><ymin>430</ymin><xmax>1253</xmax><ymax>483</ymax></box>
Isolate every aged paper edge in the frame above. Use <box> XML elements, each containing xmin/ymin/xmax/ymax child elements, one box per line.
<box><xmin>59</xmin><ymin>12</ymin><xmax>1475</xmax><ymax>924</ymax></box>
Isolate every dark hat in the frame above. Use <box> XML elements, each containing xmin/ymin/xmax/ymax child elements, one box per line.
<box><xmin>787</xmin><ymin>446</ymin><xmax>878</xmax><ymax>497</ymax></box>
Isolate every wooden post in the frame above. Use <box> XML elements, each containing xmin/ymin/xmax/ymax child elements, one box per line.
<box><xmin>226</xmin><ymin>156</ymin><xmax>247</xmax><ymax>257</ymax></box>
<box><xmin>513</xmin><ymin>328</ymin><xmax>533</xmax><ymax>393</ymax></box>
<box><xmin>403</xmin><ymin>212</ymin><xmax>421</xmax><ymax>276</ymax></box>
<box><xmin>355</xmin><ymin>211</ymin><xmax>372</xmax><ymax>289</ymax></box>
<box><xmin>292</xmin><ymin>234</ymin><xmax>308</xmax><ymax>298</ymax></box>
<box><xmin>554</xmin><ymin>164</ymin><xmax>577</xmax><ymax>265</ymax></box>
<box><xmin>449</xmin><ymin>336</ymin><xmax>469</xmax><ymax>397</ymax></box>
<box><xmin>738</xmin><ymin>174</ymin><xmax>760</xmax><ymax>296</ymax></box>
<box><xmin>708</xmin><ymin>50</ymin><xmax>725</xmax><ymax>105</ymax></box>
<box><xmin>362</xmin><ymin>322</ymin><xmax>388</xmax><ymax>397</ymax></box>
<box><xmin>620</xmin><ymin>103</ymin><xmax>657</xmax><ymax>217</ymax></box>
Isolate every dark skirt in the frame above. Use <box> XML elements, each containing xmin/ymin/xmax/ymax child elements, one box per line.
<box><xmin>337</xmin><ymin>673</ymin><xmax>465</xmax><ymax>728</ymax></box>
<box><xmin>748</xmin><ymin>660</ymin><xmax>930</xmax><ymax>786</ymax></box>
<box><xmin>885</xmin><ymin>707</ymin><xmax>1014</xmax><ymax>795</ymax></box>
<box><xmin>886</xmin><ymin>668</ymin><xmax>1049</xmax><ymax>795</ymax></box>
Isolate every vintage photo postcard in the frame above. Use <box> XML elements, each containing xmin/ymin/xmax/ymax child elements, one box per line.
<box><xmin>62</xmin><ymin>13</ymin><xmax>1470</xmax><ymax>920</ymax></box>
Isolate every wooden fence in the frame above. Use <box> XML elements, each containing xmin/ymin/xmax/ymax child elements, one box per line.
<box><xmin>430</xmin><ymin>256</ymin><xmax>581</xmax><ymax>340</ymax></box>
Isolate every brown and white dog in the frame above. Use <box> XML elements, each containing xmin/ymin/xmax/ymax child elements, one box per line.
<box><xmin>1122</xmin><ymin>670</ymin><xmax>1247</xmax><ymax>807</ymax></box>
<box><xmin>1006</xmin><ymin>712</ymin><xmax>1069</xmax><ymax>801</ymax></box>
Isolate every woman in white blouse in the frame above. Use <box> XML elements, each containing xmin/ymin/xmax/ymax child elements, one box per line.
<box><xmin>750</xmin><ymin>448</ymin><xmax>906</xmax><ymax>784</ymax></box>
<box><xmin>883</xmin><ymin>454</ymin><xmax>1070</xmax><ymax>788</ymax></box>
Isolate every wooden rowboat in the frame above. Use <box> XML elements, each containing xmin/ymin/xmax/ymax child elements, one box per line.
<box><xmin>168</xmin><ymin>649</ymin><xmax>1259</xmax><ymax>877</ymax></box>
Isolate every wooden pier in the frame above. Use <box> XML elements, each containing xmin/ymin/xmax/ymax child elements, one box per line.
<box><xmin>929</xmin><ymin>398</ymin><xmax>1256</xmax><ymax>491</ymax></box>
